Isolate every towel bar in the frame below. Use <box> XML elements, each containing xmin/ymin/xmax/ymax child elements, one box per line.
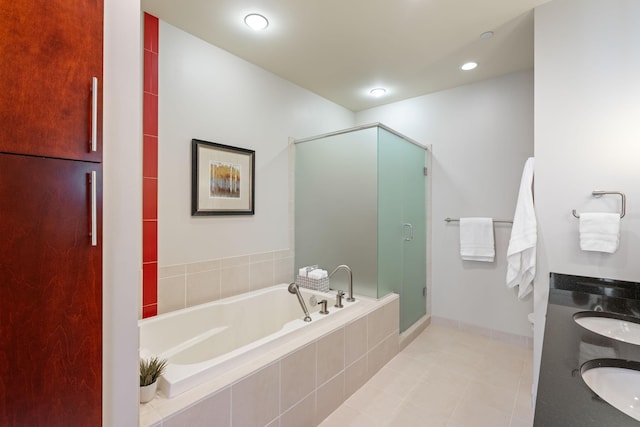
<box><xmin>444</xmin><ymin>217</ymin><xmax>513</xmax><ymax>224</ymax></box>
<box><xmin>572</xmin><ymin>191</ymin><xmax>626</xmax><ymax>219</ymax></box>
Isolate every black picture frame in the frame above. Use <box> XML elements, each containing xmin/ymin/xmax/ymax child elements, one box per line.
<box><xmin>191</xmin><ymin>139</ymin><xmax>255</xmax><ymax>216</ymax></box>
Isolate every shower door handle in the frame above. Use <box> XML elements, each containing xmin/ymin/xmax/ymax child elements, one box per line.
<box><xmin>403</xmin><ymin>223</ymin><xmax>414</xmax><ymax>241</ymax></box>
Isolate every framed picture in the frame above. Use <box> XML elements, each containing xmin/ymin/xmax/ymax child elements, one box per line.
<box><xmin>191</xmin><ymin>139</ymin><xmax>255</xmax><ymax>216</ymax></box>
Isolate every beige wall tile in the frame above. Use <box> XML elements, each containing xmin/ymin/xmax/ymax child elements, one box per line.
<box><xmin>279</xmin><ymin>392</ymin><xmax>316</xmax><ymax>427</ymax></box>
<box><xmin>186</xmin><ymin>259</ymin><xmax>221</xmax><ymax>274</ymax></box>
<box><xmin>367</xmin><ymin>333</ymin><xmax>398</xmax><ymax>376</ymax></box>
<box><xmin>158</xmin><ymin>275</ymin><xmax>185</xmax><ymax>314</ymax></box>
<box><xmin>221</xmin><ymin>255</ymin><xmax>250</xmax><ymax>268</ymax></box>
<box><xmin>162</xmin><ymin>387</ymin><xmax>231</xmax><ymax>427</ymax></box>
<box><xmin>250</xmin><ymin>260</ymin><xmax>275</xmax><ymax>291</ymax></box>
<box><xmin>344</xmin><ymin>355</ymin><xmax>368</xmax><ymax>399</ymax></box>
<box><xmin>250</xmin><ymin>252</ymin><xmax>275</xmax><ymax>263</ymax></box>
<box><xmin>316</xmin><ymin>329</ymin><xmax>345</xmax><ymax>386</ymax></box>
<box><xmin>231</xmin><ymin>363</ymin><xmax>280</xmax><ymax>427</ymax></box>
<box><xmin>220</xmin><ymin>265</ymin><xmax>250</xmax><ymax>299</ymax></box>
<box><xmin>186</xmin><ymin>269</ymin><xmax>221</xmax><ymax>307</ymax></box>
<box><xmin>274</xmin><ymin>257</ymin><xmax>294</xmax><ymax>285</ymax></box>
<box><xmin>315</xmin><ymin>372</ymin><xmax>345</xmax><ymax>425</ymax></box>
<box><xmin>384</xmin><ymin>298</ymin><xmax>399</xmax><ymax>336</ymax></box>
<box><xmin>274</xmin><ymin>249</ymin><xmax>294</xmax><ymax>259</ymax></box>
<box><xmin>159</xmin><ymin>264</ymin><xmax>186</xmax><ymax>279</ymax></box>
<box><xmin>280</xmin><ymin>343</ymin><xmax>317</xmax><ymax>412</ymax></box>
<box><xmin>345</xmin><ymin>316</ymin><xmax>367</xmax><ymax>366</ymax></box>
<box><xmin>367</xmin><ymin>305</ymin><xmax>388</xmax><ymax>349</ymax></box>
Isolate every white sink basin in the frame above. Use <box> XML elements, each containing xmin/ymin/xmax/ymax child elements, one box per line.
<box><xmin>581</xmin><ymin>360</ymin><xmax>640</xmax><ymax>422</ymax></box>
<box><xmin>574</xmin><ymin>312</ymin><xmax>640</xmax><ymax>345</ymax></box>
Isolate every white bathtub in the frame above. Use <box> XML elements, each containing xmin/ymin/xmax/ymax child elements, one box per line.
<box><xmin>138</xmin><ymin>284</ymin><xmax>360</xmax><ymax>398</ymax></box>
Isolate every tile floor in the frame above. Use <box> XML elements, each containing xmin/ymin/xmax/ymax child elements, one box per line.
<box><xmin>319</xmin><ymin>323</ymin><xmax>534</xmax><ymax>427</ymax></box>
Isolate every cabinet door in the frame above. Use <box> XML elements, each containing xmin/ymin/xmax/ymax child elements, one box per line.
<box><xmin>0</xmin><ymin>0</ymin><xmax>103</xmax><ymax>161</ymax></box>
<box><xmin>0</xmin><ymin>153</ymin><xmax>102</xmax><ymax>427</ymax></box>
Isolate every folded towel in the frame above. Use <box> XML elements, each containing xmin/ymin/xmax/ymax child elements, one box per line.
<box><xmin>579</xmin><ymin>212</ymin><xmax>620</xmax><ymax>253</ymax></box>
<box><xmin>506</xmin><ymin>157</ymin><xmax>537</xmax><ymax>299</ymax></box>
<box><xmin>460</xmin><ymin>218</ymin><xmax>495</xmax><ymax>262</ymax></box>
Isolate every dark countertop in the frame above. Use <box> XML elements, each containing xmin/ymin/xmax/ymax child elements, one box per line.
<box><xmin>534</xmin><ymin>273</ymin><xmax>640</xmax><ymax>426</ymax></box>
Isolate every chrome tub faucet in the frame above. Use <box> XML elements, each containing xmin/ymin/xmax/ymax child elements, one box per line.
<box><xmin>288</xmin><ymin>282</ymin><xmax>312</xmax><ymax>322</ymax></box>
<box><xmin>329</xmin><ymin>264</ymin><xmax>354</xmax><ymax>302</ymax></box>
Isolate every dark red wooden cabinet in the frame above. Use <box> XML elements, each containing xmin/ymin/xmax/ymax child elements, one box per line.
<box><xmin>0</xmin><ymin>0</ymin><xmax>103</xmax><ymax>425</ymax></box>
<box><xmin>0</xmin><ymin>0</ymin><xmax>103</xmax><ymax>162</ymax></box>
<box><xmin>0</xmin><ymin>154</ymin><xmax>102</xmax><ymax>426</ymax></box>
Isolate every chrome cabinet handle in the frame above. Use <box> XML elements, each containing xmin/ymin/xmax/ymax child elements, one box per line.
<box><xmin>403</xmin><ymin>223</ymin><xmax>414</xmax><ymax>241</ymax></box>
<box><xmin>90</xmin><ymin>171</ymin><xmax>97</xmax><ymax>246</ymax></box>
<box><xmin>90</xmin><ymin>77</ymin><xmax>98</xmax><ymax>152</ymax></box>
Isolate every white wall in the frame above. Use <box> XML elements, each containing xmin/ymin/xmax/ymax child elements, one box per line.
<box><xmin>103</xmin><ymin>0</ymin><xmax>142</xmax><ymax>425</ymax></box>
<box><xmin>356</xmin><ymin>70</ymin><xmax>535</xmax><ymax>337</ymax></box>
<box><xmin>533</xmin><ymin>0</ymin><xmax>640</xmax><ymax>397</ymax></box>
<box><xmin>158</xmin><ymin>21</ymin><xmax>354</xmax><ymax>266</ymax></box>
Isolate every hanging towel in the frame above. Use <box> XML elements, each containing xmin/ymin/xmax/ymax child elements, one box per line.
<box><xmin>579</xmin><ymin>213</ymin><xmax>620</xmax><ymax>253</ymax></box>
<box><xmin>506</xmin><ymin>157</ymin><xmax>536</xmax><ymax>299</ymax></box>
<box><xmin>459</xmin><ymin>218</ymin><xmax>495</xmax><ymax>262</ymax></box>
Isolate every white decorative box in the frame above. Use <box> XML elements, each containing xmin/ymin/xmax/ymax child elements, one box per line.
<box><xmin>296</xmin><ymin>275</ymin><xmax>330</xmax><ymax>292</ymax></box>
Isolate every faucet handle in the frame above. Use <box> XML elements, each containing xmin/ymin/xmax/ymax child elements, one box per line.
<box><xmin>335</xmin><ymin>291</ymin><xmax>344</xmax><ymax>308</ymax></box>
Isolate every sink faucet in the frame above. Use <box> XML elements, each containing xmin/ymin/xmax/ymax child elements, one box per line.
<box><xmin>288</xmin><ymin>282</ymin><xmax>312</xmax><ymax>322</ymax></box>
<box><xmin>329</xmin><ymin>265</ymin><xmax>354</xmax><ymax>302</ymax></box>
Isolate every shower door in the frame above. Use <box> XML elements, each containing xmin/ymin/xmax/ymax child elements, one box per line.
<box><xmin>295</xmin><ymin>124</ymin><xmax>427</xmax><ymax>333</ymax></box>
<box><xmin>378</xmin><ymin>128</ymin><xmax>427</xmax><ymax>332</ymax></box>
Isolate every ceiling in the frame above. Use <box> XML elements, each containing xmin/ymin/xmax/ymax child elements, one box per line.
<box><xmin>141</xmin><ymin>0</ymin><xmax>550</xmax><ymax>112</ymax></box>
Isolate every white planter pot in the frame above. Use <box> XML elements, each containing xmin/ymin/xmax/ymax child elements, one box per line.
<box><xmin>140</xmin><ymin>381</ymin><xmax>158</xmax><ymax>403</ymax></box>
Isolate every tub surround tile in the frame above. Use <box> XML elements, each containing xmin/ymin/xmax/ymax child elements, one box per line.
<box><xmin>186</xmin><ymin>259</ymin><xmax>221</xmax><ymax>274</ymax></box>
<box><xmin>280</xmin><ymin>391</ymin><xmax>316</xmax><ymax>427</ymax></box>
<box><xmin>221</xmin><ymin>255</ymin><xmax>250</xmax><ymax>268</ymax></box>
<box><xmin>345</xmin><ymin>316</ymin><xmax>367</xmax><ymax>366</ymax></box>
<box><xmin>220</xmin><ymin>265</ymin><xmax>251</xmax><ymax>298</ymax></box>
<box><xmin>158</xmin><ymin>275</ymin><xmax>186</xmax><ymax>314</ymax></box>
<box><xmin>280</xmin><ymin>343</ymin><xmax>317</xmax><ymax>412</ymax></box>
<box><xmin>162</xmin><ymin>388</ymin><xmax>231</xmax><ymax>427</ymax></box>
<box><xmin>315</xmin><ymin>372</ymin><xmax>345</xmax><ymax>425</ymax></box>
<box><xmin>274</xmin><ymin>257</ymin><xmax>294</xmax><ymax>284</ymax></box>
<box><xmin>367</xmin><ymin>332</ymin><xmax>399</xmax><ymax>375</ymax></box>
<box><xmin>186</xmin><ymin>269</ymin><xmax>221</xmax><ymax>307</ymax></box>
<box><xmin>231</xmin><ymin>363</ymin><xmax>280</xmax><ymax>427</ymax></box>
<box><xmin>155</xmin><ymin>249</ymin><xmax>298</xmax><ymax>315</ymax></box>
<box><xmin>367</xmin><ymin>298</ymin><xmax>398</xmax><ymax>348</ymax></box>
<box><xmin>250</xmin><ymin>260</ymin><xmax>275</xmax><ymax>291</ymax></box>
<box><xmin>159</xmin><ymin>264</ymin><xmax>186</xmax><ymax>279</ymax></box>
<box><xmin>316</xmin><ymin>328</ymin><xmax>345</xmax><ymax>386</ymax></box>
<box><xmin>274</xmin><ymin>249</ymin><xmax>294</xmax><ymax>259</ymax></box>
<box><xmin>250</xmin><ymin>251</ymin><xmax>275</xmax><ymax>263</ymax></box>
<box><xmin>139</xmin><ymin>294</ymin><xmax>401</xmax><ymax>427</ymax></box>
<box><xmin>344</xmin><ymin>355</ymin><xmax>368</xmax><ymax>399</ymax></box>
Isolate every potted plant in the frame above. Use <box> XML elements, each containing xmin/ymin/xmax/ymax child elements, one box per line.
<box><xmin>139</xmin><ymin>356</ymin><xmax>167</xmax><ymax>403</ymax></box>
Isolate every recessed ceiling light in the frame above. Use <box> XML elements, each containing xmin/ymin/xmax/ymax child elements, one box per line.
<box><xmin>461</xmin><ymin>62</ymin><xmax>478</xmax><ymax>71</ymax></box>
<box><xmin>369</xmin><ymin>88</ymin><xmax>387</xmax><ymax>97</ymax></box>
<box><xmin>244</xmin><ymin>13</ymin><xmax>269</xmax><ymax>31</ymax></box>
<box><xmin>480</xmin><ymin>31</ymin><xmax>494</xmax><ymax>39</ymax></box>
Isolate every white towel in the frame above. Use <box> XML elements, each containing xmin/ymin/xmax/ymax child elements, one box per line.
<box><xmin>460</xmin><ymin>218</ymin><xmax>495</xmax><ymax>262</ymax></box>
<box><xmin>506</xmin><ymin>157</ymin><xmax>537</xmax><ymax>299</ymax></box>
<box><xmin>579</xmin><ymin>213</ymin><xmax>620</xmax><ymax>253</ymax></box>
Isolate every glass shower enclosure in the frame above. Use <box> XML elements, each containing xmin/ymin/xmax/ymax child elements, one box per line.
<box><xmin>294</xmin><ymin>123</ymin><xmax>427</xmax><ymax>332</ymax></box>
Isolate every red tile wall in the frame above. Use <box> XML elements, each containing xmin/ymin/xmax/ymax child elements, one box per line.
<box><xmin>142</xmin><ymin>13</ymin><xmax>159</xmax><ymax>318</ymax></box>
